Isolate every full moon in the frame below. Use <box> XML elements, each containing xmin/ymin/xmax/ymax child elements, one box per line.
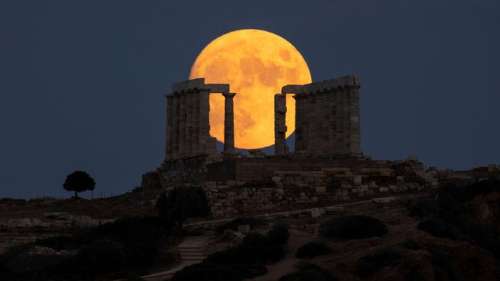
<box><xmin>189</xmin><ymin>29</ymin><xmax>312</xmax><ymax>149</ymax></box>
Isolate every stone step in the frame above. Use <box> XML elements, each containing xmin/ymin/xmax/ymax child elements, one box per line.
<box><xmin>177</xmin><ymin>236</ymin><xmax>210</xmax><ymax>265</ymax></box>
<box><xmin>178</xmin><ymin>244</ymin><xmax>206</xmax><ymax>249</ymax></box>
<box><xmin>181</xmin><ymin>257</ymin><xmax>206</xmax><ymax>262</ymax></box>
<box><xmin>181</xmin><ymin>254</ymin><xmax>207</xmax><ymax>260</ymax></box>
<box><xmin>179</xmin><ymin>247</ymin><xmax>205</xmax><ymax>251</ymax></box>
<box><xmin>179</xmin><ymin>250</ymin><xmax>205</xmax><ymax>255</ymax></box>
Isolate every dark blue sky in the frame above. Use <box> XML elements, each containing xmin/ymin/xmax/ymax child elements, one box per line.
<box><xmin>1</xmin><ymin>0</ymin><xmax>498</xmax><ymax>198</ymax></box>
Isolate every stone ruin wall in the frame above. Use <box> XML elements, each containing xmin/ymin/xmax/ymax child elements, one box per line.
<box><xmin>203</xmin><ymin>159</ymin><xmax>439</xmax><ymax>218</ymax></box>
<box><xmin>165</xmin><ymin>78</ymin><xmax>235</xmax><ymax>161</ymax></box>
<box><xmin>278</xmin><ymin>75</ymin><xmax>361</xmax><ymax>157</ymax></box>
<box><xmin>141</xmin><ymin>75</ymin><xmax>485</xmax><ymax>218</ymax></box>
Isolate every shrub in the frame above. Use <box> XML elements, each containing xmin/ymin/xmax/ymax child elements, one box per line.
<box><xmin>172</xmin><ymin>262</ymin><xmax>266</xmax><ymax>281</ymax></box>
<box><xmin>356</xmin><ymin>248</ymin><xmax>402</xmax><ymax>277</ymax></box>
<box><xmin>156</xmin><ymin>186</ymin><xmax>210</xmax><ymax>226</ymax></box>
<box><xmin>398</xmin><ymin>239</ymin><xmax>421</xmax><ymax>251</ymax></box>
<box><xmin>267</xmin><ymin>222</ymin><xmax>290</xmax><ymax>245</ymax></box>
<box><xmin>82</xmin><ymin>216</ymin><xmax>166</xmax><ymax>266</ymax></box>
<box><xmin>175</xmin><ymin>224</ymin><xmax>290</xmax><ymax>281</ymax></box>
<box><xmin>0</xmin><ymin>244</ymin><xmax>70</xmax><ymax>274</ymax></box>
<box><xmin>296</xmin><ymin>241</ymin><xmax>332</xmax><ymax>259</ymax></box>
<box><xmin>319</xmin><ymin>215</ymin><xmax>388</xmax><ymax>240</ymax></box>
<box><xmin>35</xmin><ymin>236</ymin><xmax>80</xmax><ymax>251</ymax></box>
<box><xmin>408</xmin><ymin>179</ymin><xmax>500</xmax><ymax>261</ymax></box>
<box><xmin>208</xmin><ymin>232</ymin><xmax>286</xmax><ymax>264</ymax></box>
<box><xmin>462</xmin><ymin>222</ymin><xmax>500</xmax><ymax>259</ymax></box>
<box><xmin>0</xmin><ymin>216</ymin><xmax>170</xmax><ymax>281</ymax></box>
<box><xmin>76</xmin><ymin>239</ymin><xmax>125</xmax><ymax>272</ymax></box>
<box><xmin>429</xmin><ymin>248</ymin><xmax>462</xmax><ymax>281</ymax></box>
<box><xmin>417</xmin><ymin>218</ymin><xmax>462</xmax><ymax>240</ymax></box>
<box><xmin>279</xmin><ymin>263</ymin><xmax>337</xmax><ymax>281</ymax></box>
<box><xmin>407</xmin><ymin>198</ymin><xmax>439</xmax><ymax>218</ymax></box>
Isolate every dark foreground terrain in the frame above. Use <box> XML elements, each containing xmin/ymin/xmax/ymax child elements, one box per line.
<box><xmin>1</xmin><ymin>179</ymin><xmax>500</xmax><ymax>281</ymax></box>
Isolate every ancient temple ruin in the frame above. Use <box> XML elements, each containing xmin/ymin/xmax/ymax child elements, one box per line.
<box><xmin>275</xmin><ymin>75</ymin><xmax>361</xmax><ymax>157</ymax></box>
<box><xmin>165</xmin><ymin>75</ymin><xmax>361</xmax><ymax>161</ymax></box>
<box><xmin>165</xmin><ymin>78</ymin><xmax>235</xmax><ymax>160</ymax></box>
<box><xmin>142</xmin><ymin>74</ymin><xmax>444</xmax><ymax>218</ymax></box>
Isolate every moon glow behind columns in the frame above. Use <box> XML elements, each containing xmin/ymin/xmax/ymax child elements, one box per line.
<box><xmin>189</xmin><ymin>29</ymin><xmax>312</xmax><ymax>149</ymax></box>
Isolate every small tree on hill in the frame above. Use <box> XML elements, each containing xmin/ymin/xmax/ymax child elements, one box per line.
<box><xmin>156</xmin><ymin>186</ymin><xmax>210</xmax><ymax>227</ymax></box>
<box><xmin>63</xmin><ymin>170</ymin><xmax>96</xmax><ymax>198</ymax></box>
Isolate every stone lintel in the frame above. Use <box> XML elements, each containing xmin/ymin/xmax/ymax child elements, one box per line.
<box><xmin>172</xmin><ymin>78</ymin><xmax>205</xmax><ymax>93</ymax></box>
<box><xmin>222</xmin><ymin>92</ymin><xmax>236</xmax><ymax>98</ymax></box>
<box><xmin>282</xmin><ymin>75</ymin><xmax>360</xmax><ymax>95</ymax></box>
<box><xmin>206</xmin><ymin>84</ymin><xmax>230</xmax><ymax>94</ymax></box>
<box><xmin>172</xmin><ymin>78</ymin><xmax>230</xmax><ymax>94</ymax></box>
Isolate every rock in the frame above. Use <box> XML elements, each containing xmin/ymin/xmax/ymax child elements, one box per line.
<box><xmin>237</xmin><ymin>224</ymin><xmax>251</xmax><ymax>233</ymax></box>
<box><xmin>353</xmin><ymin>175</ymin><xmax>363</xmax><ymax>185</ymax></box>
<box><xmin>372</xmin><ymin>197</ymin><xmax>397</xmax><ymax>204</ymax></box>
<box><xmin>379</xmin><ymin>187</ymin><xmax>389</xmax><ymax>193</ymax></box>
<box><xmin>315</xmin><ymin>186</ymin><xmax>327</xmax><ymax>193</ymax></box>
<box><xmin>310</xmin><ymin>208</ymin><xmax>325</xmax><ymax>218</ymax></box>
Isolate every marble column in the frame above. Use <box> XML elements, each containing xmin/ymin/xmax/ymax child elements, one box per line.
<box><xmin>171</xmin><ymin>95</ymin><xmax>180</xmax><ymax>159</ymax></box>
<box><xmin>193</xmin><ymin>90</ymin><xmax>200</xmax><ymax>155</ymax></box>
<box><xmin>348</xmin><ymin>86</ymin><xmax>361</xmax><ymax>155</ymax></box>
<box><xmin>223</xmin><ymin>92</ymin><xmax>235</xmax><ymax>153</ymax></box>
<box><xmin>165</xmin><ymin>95</ymin><xmax>173</xmax><ymax>160</ymax></box>
<box><xmin>293</xmin><ymin>94</ymin><xmax>306</xmax><ymax>152</ymax></box>
<box><xmin>185</xmin><ymin>92</ymin><xmax>193</xmax><ymax>157</ymax></box>
<box><xmin>178</xmin><ymin>94</ymin><xmax>186</xmax><ymax>157</ymax></box>
<box><xmin>274</xmin><ymin>94</ymin><xmax>287</xmax><ymax>155</ymax></box>
<box><xmin>198</xmin><ymin>90</ymin><xmax>211</xmax><ymax>154</ymax></box>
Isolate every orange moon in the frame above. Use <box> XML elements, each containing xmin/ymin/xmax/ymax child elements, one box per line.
<box><xmin>189</xmin><ymin>29</ymin><xmax>312</xmax><ymax>149</ymax></box>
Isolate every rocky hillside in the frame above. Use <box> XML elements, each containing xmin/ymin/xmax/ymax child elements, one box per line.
<box><xmin>1</xmin><ymin>179</ymin><xmax>499</xmax><ymax>281</ymax></box>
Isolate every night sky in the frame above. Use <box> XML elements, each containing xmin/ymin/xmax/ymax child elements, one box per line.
<box><xmin>1</xmin><ymin>1</ymin><xmax>498</xmax><ymax>198</ymax></box>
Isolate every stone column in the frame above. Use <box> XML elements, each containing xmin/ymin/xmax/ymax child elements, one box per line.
<box><xmin>294</xmin><ymin>94</ymin><xmax>306</xmax><ymax>152</ymax></box>
<box><xmin>348</xmin><ymin>85</ymin><xmax>361</xmax><ymax>155</ymax></box>
<box><xmin>223</xmin><ymin>92</ymin><xmax>235</xmax><ymax>153</ymax></box>
<box><xmin>193</xmin><ymin>90</ymin><xmax>200</xmax><ymax>155</ymax></box>
<box><xmin>274</xmin><ymin>94</ymin><xmax>287</xmax><ymax>155</ymax></box>
<box><xmin>178</xmin><ymin>94</ymin><xmax>186</xmax><ymax>158</ymax></box>
<box><xmin>170</xmin><ymin>94</ymin><xmax>179</xmax><ymax>159</ymax></box>
<box><xmin>185</xmin><ymin>92</ymin><xmax>193</xmax><ymax>157</ymax></box>
<box><xmin>165</xmin><ymin>95</ymin><xmax>173</xmax><ymax>160</ymax></box>
<box><xmin>198</xmin><ymin>90</ymin><xmax>213</xmax><ymax>155</ymax></box>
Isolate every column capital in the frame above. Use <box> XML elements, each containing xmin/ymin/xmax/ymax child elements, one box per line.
<box><xmin>222</xmin><ymin>92</ymin><xmax>236</xmax><ymax>98</ymax></box>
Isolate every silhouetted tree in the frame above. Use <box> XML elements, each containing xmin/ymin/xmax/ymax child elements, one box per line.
<box><xmin>63</xmin><ymin>170</ymin><xmax>95</xmax><ymax>198</ymax></box>
<box><xmin>156</xmin><ymin>186</ymin><xmax>210</xmax><ymax>227</ymax></box>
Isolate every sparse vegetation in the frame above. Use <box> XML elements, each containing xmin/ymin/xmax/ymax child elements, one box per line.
<box><xmin>356</xmin><ymin>247</ymin><xmax>402</xmax><ymax>277</ymax></box>
<box><xmin>172</xmin><ymin>262</ymin><xmax>267</xmax><ymax>281</ymax></box>
<box><xmin>266</xmin><ymin>222</ymin><xmax>290</xmax><ymax>245</ymax></box>
<box><xmin>417</xmin><ymin>218</ymin><xmax>462</xmax><ymax>240</ymax></box>
<box><xmin>156</xmin><ymin>186</ymin><xmax>210</xmax><ymax>227</ymax></box>
<box><xmin>279</xmin><ymin>263</ymin><xmax>338</xmax><ymax>281</ymax></box>
<box><xmin>0</xmin><ymin>216</ymin><xmax>170</xmax><ymax>281</ymax></box>
<box><xmin>208</xmin><ymin>225</ymin><xmax>288</xmax><ymax>264</ymax></box>
<box><xmin>296</xmin><ymin>241</ymin><xmax>332</xmax><ymax>259</ymax></box>
<box><xmin>409</xmin><ymin>179</ymin><xmax>500</xmax><ymax>258</ymax></box>
<box><xmin>173</xmin><ymin>223</ymin><xmax>289</xmax><ymax>281</ymax></box>
<box><xmin>319</xmin><ymin>215</ymin><xmax>388</xmax><ymax>240</ymax></box>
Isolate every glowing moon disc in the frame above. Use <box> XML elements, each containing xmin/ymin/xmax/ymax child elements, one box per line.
<box><xmin>189</xmin><ymin>29</ymin><xmax>312</xmax><ymax>149</ymax></box>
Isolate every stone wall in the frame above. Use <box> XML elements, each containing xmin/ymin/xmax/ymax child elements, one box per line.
<box><xmin>206</xmin><ymin>156</ymin><xmax>388</xmax><ymax>182</ymax></box>
<box><xmin>203</xmin><ymin>159</ymin><xmax>436</xmax><ymax>218</ymax></box>
<box><xmin>282</xmin><ymin>75</ymin><xmax>361</xmax><ymax>157</ymax></box>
